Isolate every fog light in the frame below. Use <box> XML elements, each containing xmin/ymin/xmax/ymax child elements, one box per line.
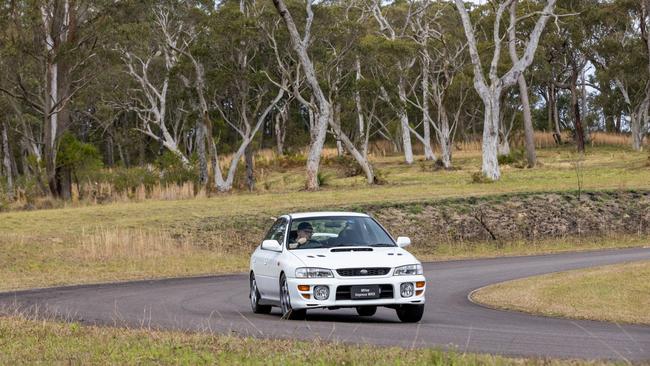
<box><xmin>400</xmin><ymin>282</ymin><xmax>414</xmax><ymax>298</ymax></box>
<box><xmin>313</xmin><ymin>285</ymin><xmax>329</xmax><ymax>300</ymax></box>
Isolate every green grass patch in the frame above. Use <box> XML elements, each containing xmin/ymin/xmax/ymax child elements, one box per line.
<box><xmin>471</xmin><ymin>261</ymin><xmax>650</xmax><ymax>325</ymax></box>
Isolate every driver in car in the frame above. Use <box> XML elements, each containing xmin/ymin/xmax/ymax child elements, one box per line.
<box><xmin>296</xmin><ymin>222</ymin><xmax>314</xmax><ymax>246</ymax></box>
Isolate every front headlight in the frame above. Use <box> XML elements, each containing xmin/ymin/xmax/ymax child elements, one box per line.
<box><xmin>295</xmin><ymin>267</ymin><xmax>334</xmax><ymax>278</ymax></box>
<box><xmin>393</xmin><ymin>264</ymin><xmax>423</xmax><ymax>276</ymax></box>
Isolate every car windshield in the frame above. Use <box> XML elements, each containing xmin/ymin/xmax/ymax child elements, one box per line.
<box><xmin>287</xmin><ymin>216</ymin><xmax>395</xmax><ymax>250</ymax></box>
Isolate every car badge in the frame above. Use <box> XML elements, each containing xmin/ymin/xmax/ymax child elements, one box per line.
<box><xmin>360</xmin><ymin>269</ymin><xmax>368</xmax><ymax>275</ymax></box>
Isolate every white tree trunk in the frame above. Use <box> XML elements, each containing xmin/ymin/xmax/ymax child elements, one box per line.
<box><xmin>454</xmin><ymin>0</ymin><xmax>556</xmax><ymax>180</ymax></box>
<box><xmin>631</xmin><ymin>107</ymin><xmax>646</xmax><ymax>151</ymax></box>
<box><xmin>273</xmin><ymin>0</ymin><xmax>331</xmax><ymax>190</ymax></box>
<box><xmin>397</xmin><ymin>78</ymin><xmax>414</xmax><ymax>164</ymax></box>
<box><xmin>274</xmin><ymin>103</ymin><xmax>288</xmax><ymax>156</ymax></box>
<box><xmin>436</xmin><ymin>110</ymin><xmax>453</xmax><ymax>169</ymax></box>
<box><xmin>421</xmin><ymin>56</ymin><xmax>436</xmax><ymax>161</ymax></box>
<box><xmin>482</xmin><ymin>97</ymin><xmax>501</xmax><ymax>180</ymax></box>
<box><xmin>330</xmin><ymin>120</ymin><xmax>375</xmax><ymax>184</ymax></box>
<box><xmin>353</xmin><ymin>57</ymin><xmax>367</xmax><ymax>157</ymax></box>
<box><xmin>1</xmin><ymin>121</ymin><xmax>14</xmax><ymax>201</ymax></box>
<box><xmin>213</xmin><ymin>85</ymin><xmax>286</xmax><ymax>192</ymax></box>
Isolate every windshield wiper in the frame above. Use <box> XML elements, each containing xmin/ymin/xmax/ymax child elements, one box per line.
<box><xmin>368</xmin><ymin>243</ymin><xmax>395</xmax><ymax>247</ymax></box>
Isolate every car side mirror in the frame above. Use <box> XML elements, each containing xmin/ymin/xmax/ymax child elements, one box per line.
<box><xmin>396</xmin><ymin>236</ymin><xmax>411</xmax><ymax>248</ymax></box>
<box><xmin>261</xmin><ymin>239</ymin><xmax>282</xmax><ymax>252</ymax></box>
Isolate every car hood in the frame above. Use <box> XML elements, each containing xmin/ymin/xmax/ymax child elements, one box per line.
<box><xmin>289</xmin><ymin>247</ymin><xmax>419</xmax><ymax>270</ymax></box>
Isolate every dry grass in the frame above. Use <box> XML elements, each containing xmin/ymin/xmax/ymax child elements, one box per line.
<box><xmin>367</xmin><ymin>132</ymin><xmax>633</xmax><ymax>157</ymax></box>
<box><xmin>77</xmin><ymin>227</ymin><xmax>193</xmax><ymax>261</ymax></box>
<box><xmin>0</xmin><ymin>228</ymin><xmax>248</xmax><ymax>291</ymax></box>
<box><xmin>0</xmin><ymin>314</ymin><xmax>627</xmax><ymax>365</ymax></box>
<box><xmin>471</xmin><ymin>260</ymin><xmax>650</xmax><ymax>325</ymax></box>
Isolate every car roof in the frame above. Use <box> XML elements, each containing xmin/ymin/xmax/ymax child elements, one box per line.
<box><xmin>288</xmin><ymin>211</ymin><xmax>369</xmax><ymax>219</ymax></box>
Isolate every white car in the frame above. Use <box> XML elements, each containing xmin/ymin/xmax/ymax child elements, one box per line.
<box><xmin>249</xmin><ymin>212</ymin><xmax>426</xmax><ymax>322</ymax></box>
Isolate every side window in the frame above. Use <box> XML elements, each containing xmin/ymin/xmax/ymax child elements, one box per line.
<box><xmin>263</xmin><ymin>218</ymin><xmax>288</xmax><ymax>246</ymax></box>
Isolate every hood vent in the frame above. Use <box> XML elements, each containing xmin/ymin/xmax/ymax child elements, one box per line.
<box><xmin>330</xmin><ymin>247</ymin><xmax>373</xmax><ymax>252</ymax></box>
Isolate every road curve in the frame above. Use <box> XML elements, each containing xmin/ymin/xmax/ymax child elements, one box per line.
<box><xmin>1</xmin><ymin>248</ymin><xmax>649</xmax><ymax>361</ymax></box>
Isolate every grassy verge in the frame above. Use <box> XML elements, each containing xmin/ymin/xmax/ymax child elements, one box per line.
<box><xmin>470</xmin><ymin>261</ymin><xmax>650</xmax><ymax>325</ymax></box>
<box><xmin>1</xmin><ymin>229</ymin><xmax>647</xmax><ymax>292</ymax></box>
<box><xmin>0</xmin><ymin>316</ymin><xmax>625</xmax><ymax>365</ymax></box>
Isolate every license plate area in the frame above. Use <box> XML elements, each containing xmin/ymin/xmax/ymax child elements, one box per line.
<box><xmin>351</xmin><ymin>285</ymin><xmax>380</xmax><ymax>299</ymax></box>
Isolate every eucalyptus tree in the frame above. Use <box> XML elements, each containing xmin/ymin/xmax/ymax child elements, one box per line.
<box><xmin>368</xmin><ymin>0</ymin><xmax>424</xmax><ymax>164</ymax></box>
<box><xmin>117</xmin><ymin>6</ymin><xmax>191</xmax><ymax>166</ymax></box>
<box><xmin>0</xmin><ymin>0</ymin><xmax>108</xmax><ymax>198</ymax></box>
<box><xmin>407</xmin><ymin>1</ymin><xmax>468</xmax><ymax>168</ymax></box>
<box><xmin>1</xmin><ymin>107</ymin><xmax>14</xmax><ymax>201</ymax></box>
<box><xmin>206</xmin><ymin>1</ymin><xmax>290</xmax><ymax>192</ymax></box>
<box><xmin>508</xmin><ymin>1</ymin><xmax>538</xmax><ymax>167</ymax></box>
<box><xmin>591</xmin><ymin>0</ymin><xmax>650</xmax><ymax>151</ymax></box>
<box><xmin>453</xmin><ymin>0</ymin><xmax>557</xmax><ymax>180</ymax></box>
<box><xmin>273</xmin><ymin>0</ymin><xmax>376</xmax><ymax>189</ymax></box>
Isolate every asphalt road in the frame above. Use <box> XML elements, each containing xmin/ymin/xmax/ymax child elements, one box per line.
<box><xmin>1</xmin><ymin>248</ymin><xmax>649</xmax><ymax>361</ymax></box>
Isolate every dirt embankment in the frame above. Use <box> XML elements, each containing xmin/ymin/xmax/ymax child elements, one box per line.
<box><xmin>373</xmin><ymin>190</ymin><xmax>650</xmax><ymax>247</ymax></box>
<box><xmin>188</xmin><ymin>190</ymin><xmax>650</xmax><ymax>252</ymax></box>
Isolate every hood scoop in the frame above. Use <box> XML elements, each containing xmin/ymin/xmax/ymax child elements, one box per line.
<box><xmin>330</xmin><ymin>247</ymin><xmax>373</xmax><ymax>252</ymax></box>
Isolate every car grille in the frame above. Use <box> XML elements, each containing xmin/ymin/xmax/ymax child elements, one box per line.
<box><xmin>336</xmin><ymin>268</ymin><xmax>390</xmax><ymax>277</ymax></box>
<box><xmin>335</xmin><ymin>284</ymin><xmax>394</xmax><ymax>300</ymax></box>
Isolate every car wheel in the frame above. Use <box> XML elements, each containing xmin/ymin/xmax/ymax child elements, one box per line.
<box><xmin>395</xmin><ymin>304</ymin><xmax>424</xmax><ymax>323</ymax></box>
<box><xmin>356</xmin><ymin>306</ymin><xmax>377</xmax><ymax>317</ymax></box>
<box><xmin>250</xmin><ymin>273</ymin><xmax>271</xmax><ymax>314</ymax></box>
<box><xmin>279</xmin><ymin>273</ymin><xmax>306</xmax><ymax>320</ymax></box>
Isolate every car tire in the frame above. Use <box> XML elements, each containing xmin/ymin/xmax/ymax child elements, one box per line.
<box><xmin>280</xmin><ymin>273</ymin><xmax>306</xmax><ymax>320</ymax></box>
<box><xmin>356</xmin><ymin>306</ymin><xmax>377</xmax><ymax>317</ymax></box>
<box><xmin>250</xmin><ymin>273</ymin><xmax>272</xmax><ymax>314</ymax></box>
<box><xmin>395</xmin><ymin>304</ymin><xmax>424</xmax><ymax>323</ymax></box>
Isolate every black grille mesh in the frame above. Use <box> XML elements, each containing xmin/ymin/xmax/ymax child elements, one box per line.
<box><xmin>336</xmin><ymin>268</ymin><xmax>390</xmax><ymax>277</ymax></box>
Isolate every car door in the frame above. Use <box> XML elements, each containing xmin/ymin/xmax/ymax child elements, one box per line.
<box><xmin>255</xmin><ymin>217</ymin><xmax>288</xmax><ymax>300</ymax></box>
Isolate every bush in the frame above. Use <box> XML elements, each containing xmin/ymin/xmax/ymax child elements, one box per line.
<box><xmin>332</xmin><ymin>156</ymin><xmax>363</xmax><ymax>177</ymax></box>
<box><xmin>497</xmin><ymin>149</ymin><xmax>526</xmax><ymax>168</ymax></box>
<box><xmin>316</xmin><ymin>171</ymin><xmax>333</xmax><ymax>187</ymax></box>
<box><xmin>57</xmin><ymin>133</ymin><xmax>103</xmax><ymax>181</ymax></box>
<box><xmin>110</xmin><ymin>167</ymin><xmax>158</xmax><ymax>195</ymax></box>
<box><xmin>470</xmin><ymin>171</ymin><xmax>494</xmax><ymax>184</ymax></box>
<box><xmin>156</xmin><ymin>151</ymin><xmax>198</xmax><ymax>186</ymax></box>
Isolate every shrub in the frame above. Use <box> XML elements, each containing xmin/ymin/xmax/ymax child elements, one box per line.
<box><xmin>156</xmin><ymin>151</ymin><xmax>198</xmax><ymax>186</ymax></box>
<box><xmin>57</xmin><ymin>133</ymin><xmax>103</xmax><ymax>182</ymax></box>
<box><xmin>111</xmin><ymin>167</ymin><xmax>158</xmax><ymax>195</ymax></box>
<box><xmin>332</xmin><ymin>156</ymin><xmax>363</xmax><ymax>177</ymax></box>
<box><xmin>316</xmin><ymin>171</ymin><xmax>333</xmax><ymax>187</ymax></box>
<box><xmin>374</xmin><ymin>169</ymin><xmax>388</xmax><ymax>185</ymax></box>
<box><xmin>497</xmin><ymin>149</ymin><xmax>526</xmax><ymax>168</ymax></box>
<box><xmin>470</xmin><ymin>171</ymin><xmax>494</xmax><ymax>184</ymax></box>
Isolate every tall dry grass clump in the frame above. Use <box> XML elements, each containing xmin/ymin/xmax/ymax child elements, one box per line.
<box><xmin>78</xmin><ymin>227</ymin><xmax>193</xmax><ymax>261</ymax></box>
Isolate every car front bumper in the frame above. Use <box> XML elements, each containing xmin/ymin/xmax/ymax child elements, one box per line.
<box><xmin>286</xmin><ymin>275</ymin><xmax>426</xmax><ymax>309</ymax></box>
